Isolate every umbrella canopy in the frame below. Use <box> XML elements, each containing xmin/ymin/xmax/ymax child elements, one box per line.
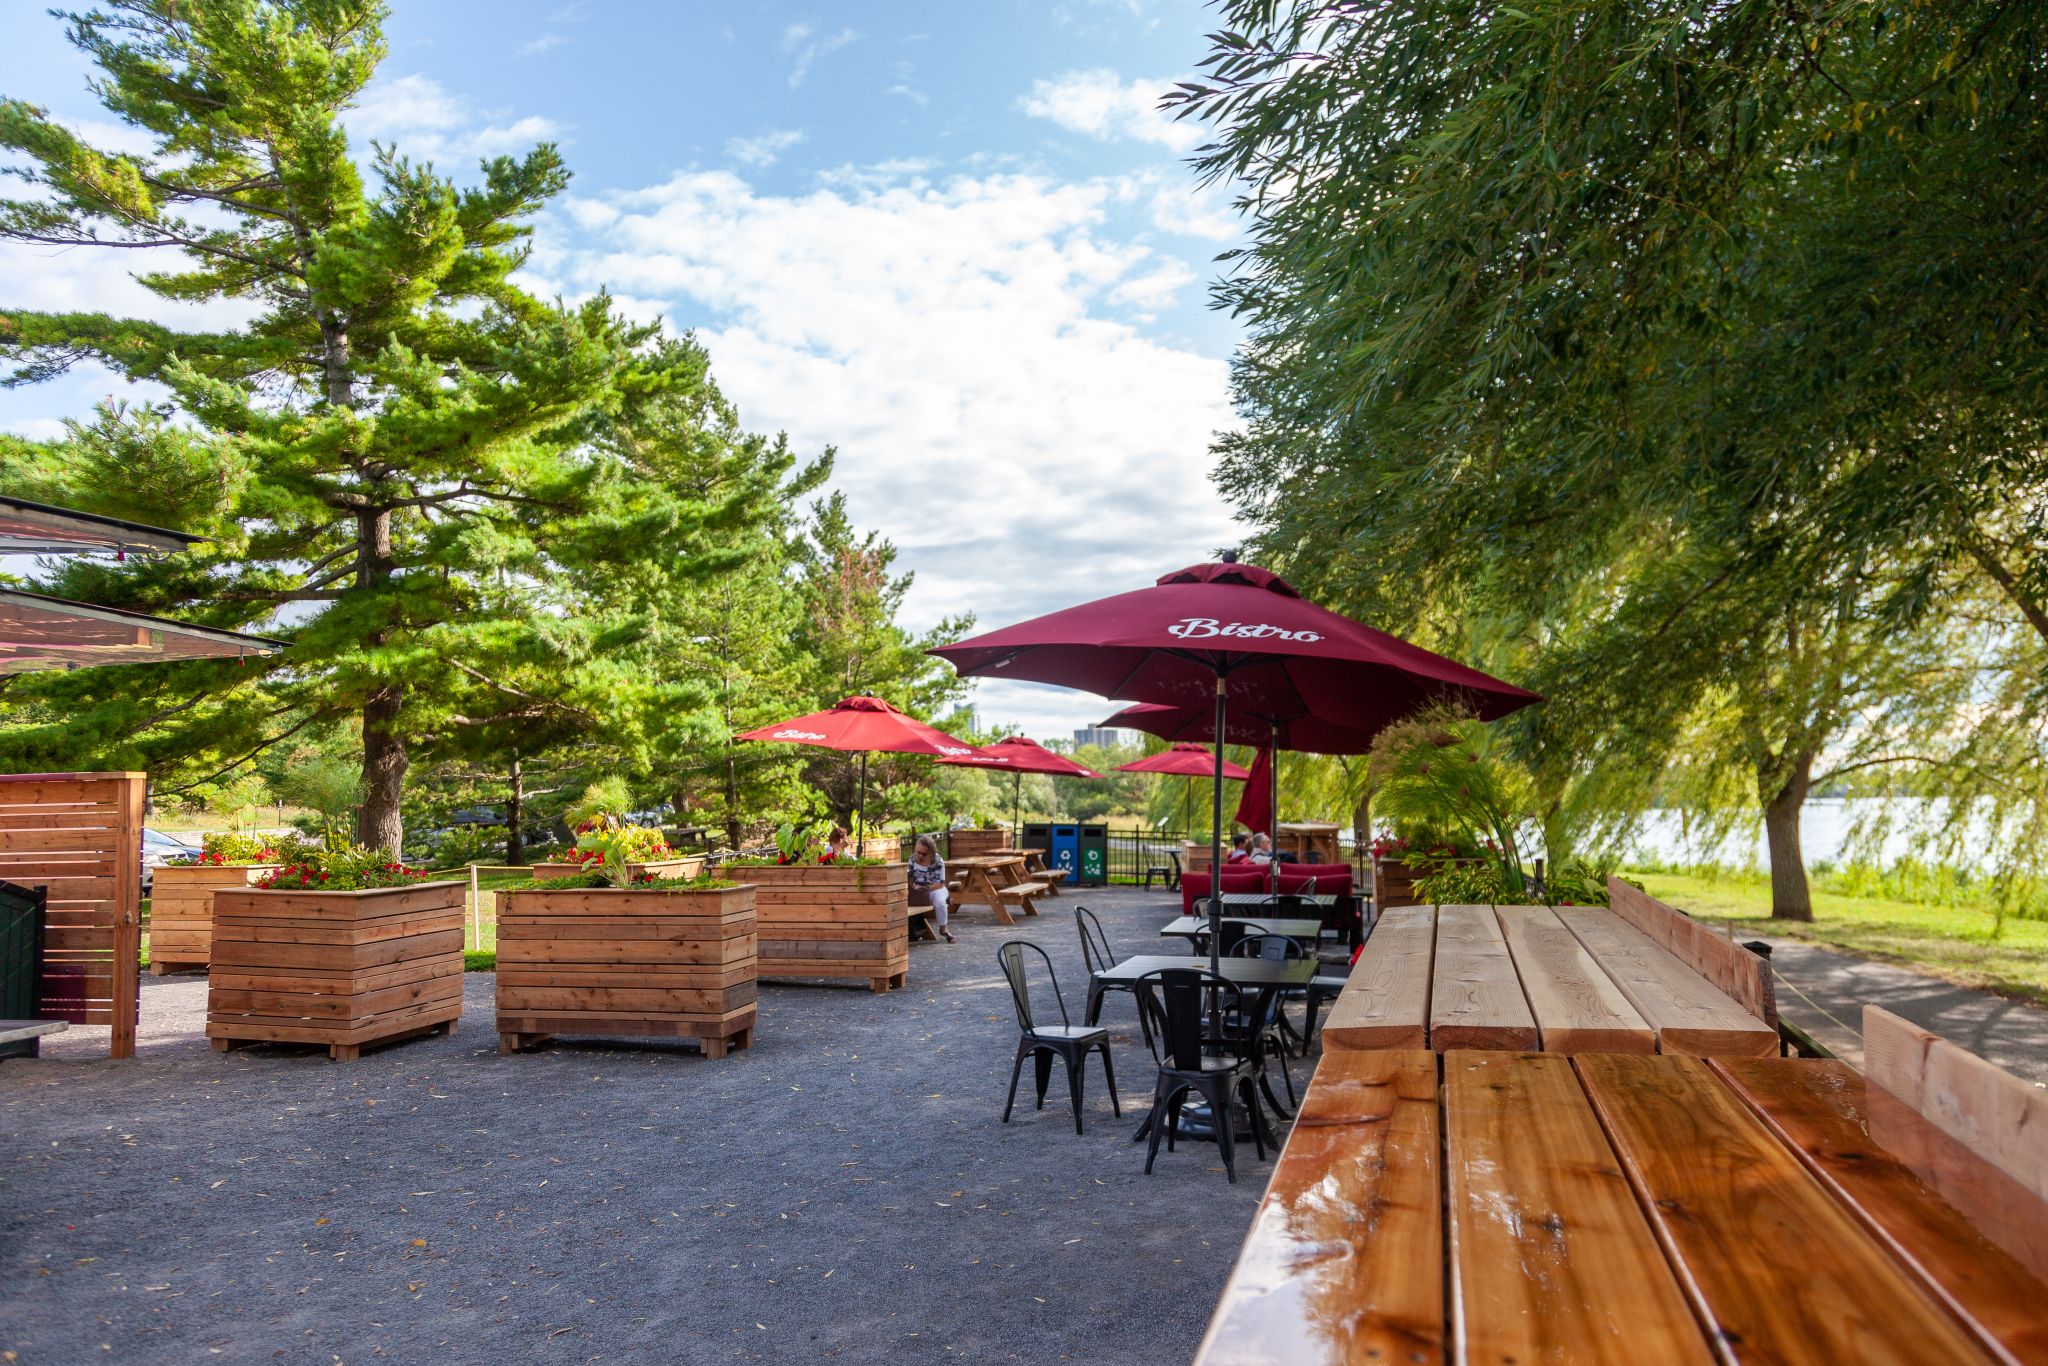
<box><xmin>0</xmin><ymin>496</ymin><xmax>199</xmax><ymax>557</ymax></box>
<box><xmin>0</xmin><ymin>589</ymin><xmax>284</xmax><ymax>676</ymax></box>
<box><xmin>736</xmin><ymin>695</ymin><xmax>979</xmax><ymax>759</ymax></box>
<box><xmin>938</xmin><ymin>734</ymin><xmax>1103</xmax><ymax>835</ymax></box>
<box><xmin>1235</xmin><ymin>747</ymin><xmax>1275</xmax><ymax>836</ymax></box>
<box><xmin>1114</xmin><ymin>742</ymin><xmax>1251</xmax><ymax>780</ymax></box>
<box><xmin>932</xmin><ymin>558</ymin><xmax>1540</xmax><ymax>734</ymax></box>
<box><xmin>969</xmin><ymin>736</ymin><xmax>1103</xmax><ymax>780</ymax></box>
<box><xmin>934</xmin><ymin>555</ymin><xmax>1540</xmax><ymax>973</ymax></box>
<box><xmin>1102</xmin><ymin>701</ymin><xmax>1383</xmax><ymax>756</ymax></box>
<box><xmin>737</xmin><ymin>695</ymin><xmax>981</xmax><ymax>842</ymax></box>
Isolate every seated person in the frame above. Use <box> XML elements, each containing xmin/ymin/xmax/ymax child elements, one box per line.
<box><xmin>821</xmin><ymin>825</ymin><xmax>850</xmax><ymax>862</ymax></box>
<box><xmin>908</xmin><ymin>834</ymin><xmax>953</xmax><ymax>943</ymax></box>
<box><xmin>1248</xmin><ymin>833</ymin><xmax>1275</xmax><ymax>865</ymax></box>
<box><xmin>1223</xmin><ymin>833</ymin><xmax>1253</xmax><ymax>865</ymax></box>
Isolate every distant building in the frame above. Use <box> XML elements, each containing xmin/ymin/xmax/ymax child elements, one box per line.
<box><xmin>1072</xmin><ymin>726</ymin><xmax>1127</xmax><ymax>749</ymax></box>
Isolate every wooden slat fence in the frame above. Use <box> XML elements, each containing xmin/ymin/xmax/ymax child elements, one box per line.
<box><xmin>0</xmin><ymin>772</ymin><xmax>143</xmax><ymax>1058</ymax></box>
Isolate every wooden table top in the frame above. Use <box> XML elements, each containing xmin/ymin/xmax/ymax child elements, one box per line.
<box><xmin>1323</xmin><ymin>903</ymin><xmax>1778</xmax><ymax>1057</ymax></box>
<box><xmin>1199</xmin><ymin>1049</ymin><xmax>2048</xmax><ymax>1365</ymax></box>
<box><xmin>1092</xmin><ymin>954</ymin><xmax>1317</xmax><ymax>988</ymax></box>
<box><xmin>1159</xmin><ymin>915</ymin><xmax>1323</xmax><ymax>942</ymax></box>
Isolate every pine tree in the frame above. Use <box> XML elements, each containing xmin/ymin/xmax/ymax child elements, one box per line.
<box><xmin>0</xmin><ymin>1</ymin><xmax>656</xmax><ymax>849</ymax></box>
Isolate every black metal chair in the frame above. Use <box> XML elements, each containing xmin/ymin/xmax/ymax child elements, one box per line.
<box><xmin>1130</xmin><ymin>967</ymin><xmax>1271</xmax><ymax>1183</ymax></box>
<box><xmin>1213</xmin><ymin>918</ymin><xmax>1273</xmax><ymax>960</ymax></box>
<box><xmin>1076</xmin><ymin>905</ymin><xmax>1134</xmax><ymax>1026</ymax></box>
<box><xmin>1141</xmin><ymin>849</ymin><xmax>1181</xmax><ymax>890</ymax></box>
<box><xmin>1302</xmin><ymin>969</ymin><xmax>1350</xmax><ymax>1054</ymax></box>
<box><xmin>998</xmin><ymin>940</ymin><xmax>1119</xmax><ymax>1135</ymax></box>
<box><xmin>1227</xmin><ymin>933</ymin><xmax>1305</xmax><ymax>1109</ymax></box>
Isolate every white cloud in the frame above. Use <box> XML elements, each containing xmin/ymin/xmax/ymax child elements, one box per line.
<box><xmin>346</xmin><ymin>73</ymin><xmax>563</xmax><ymax>166</ymax></box>
<box><xmin>782</xmin><ymin>22</ymin><xmax>859</xmax><ymax>88</ymax></box>
<box><xmin>725</xmin><ymin>129</ymin><xmax>806</xmax><ymax>168</ymax></box>
<box><xmin>5</xmin><ymin>418</ymin><xmax>70</xmax><ymax>442</ymax></box>
<box><xmin>549</xmin><ymin>166</ymin><xmax>1242</xmax><ymax>672</ymax></box>
<box><xmin>518</xmin><ymin>33</ymin><xmax>566</xmax><ymax>56</ymax></box>
<box><xmin>1021</xmin><ymin>69</ymin><xmax>1199</xmax><ymax>153</ymax></box>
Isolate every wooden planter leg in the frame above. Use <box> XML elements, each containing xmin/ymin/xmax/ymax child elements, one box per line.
<box><xmin>869</xmin><ymin>976</ymin><xmax>890</xmax><ymax>993</ymax></box>
<box><xmin>702</xmin><ymin>1036</ymin><xmax>729</xmax><ymax>1060</ymax></box>
<box><xmin>329</xmin><ymin>1043</ymin><xmax>360</xmax><ymax>1063</ymax></box>
<box><xmin>210</xmin><ymin>1037</ymin><xmax>233</xmax><ymax>1053</ymax></box>
<box><xmin>149</xmin><ymin>962</ymin><xmax>169</xmax><ymax>976</ymax></box>
<box><xmin>733</xmin><ymin>1027</ymin><xmax>753</xmax><ymax>1051</ymax></box>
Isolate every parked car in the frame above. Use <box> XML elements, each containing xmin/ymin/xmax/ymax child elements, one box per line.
<box><xmin>140</xmin><ymin>828</ymin><xmax>198</xmax><ymax>895</ymax></box>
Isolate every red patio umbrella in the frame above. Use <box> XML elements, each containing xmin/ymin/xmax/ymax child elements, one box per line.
<box><xmin>1234</xmin><ymin>747</ymin><xmax>1274</xmax><ymax>840</ymax></box>
<box><xmin>736</xmin><ymin>695</ymin><xmax>981</xmax><ymax>844</ymax></box>
<box><xmin>933</xmin><ymin>554</ymin><xmax>1540</xmax><ymax>972</ymax></box>
<box><xmin>940</xmin><ymin>735</ymin><xmax>1103</xmax><ymax>835</ymax></box>
<box><xmin>1114</xmin><ymin>742</ymin><xmax>1251</xmax><ymax>780</ymax></box>
<box><xmin>1114</xmin><ymin>743</ymin><xmax>1251</xmax><ymax>847</ymax></box>
<box><xmin>1105</xmin><ymin>701</ymin><xmax>1383</xmax><ymax>870</ymax></box>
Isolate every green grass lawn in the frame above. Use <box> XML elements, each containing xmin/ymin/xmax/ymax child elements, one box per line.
<box><xmin>1630</xmin><ymin>870</ymin><xmax>2048</xmax><ymax>1007</ymax></box>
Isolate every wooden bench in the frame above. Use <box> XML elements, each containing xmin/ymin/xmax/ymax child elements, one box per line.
<box><xmin>1322</xmin><ymin>895</ymin><xmax>1776</xmax><ymax>1056</ymax></box>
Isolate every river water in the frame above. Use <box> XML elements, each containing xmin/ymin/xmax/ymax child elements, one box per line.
<box><xmin>1620</xmin><ymin>797</ymin><xmax>1983</xmax><ymax>870</ymax></box>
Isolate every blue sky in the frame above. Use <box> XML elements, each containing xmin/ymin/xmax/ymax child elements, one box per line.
<box><xmin>0</xmin><ymin>0</ymin><xmax>1248</xmax><ymax>739</ymax></box>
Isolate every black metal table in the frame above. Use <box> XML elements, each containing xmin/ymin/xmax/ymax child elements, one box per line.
<box><xmin>1157</xmin><ymin>915</ymin><xmax>1322</xmax><ymax>945</ymax></box>
<box><xmin>1086</xmin><ymin>955</ymin><xmax>1315</xmax><ymax>1143</ymax></box>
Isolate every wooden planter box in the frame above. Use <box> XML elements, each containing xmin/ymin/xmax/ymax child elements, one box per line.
<box><xmin>737</xmin><ymin>862</ymin><xmax>908</xmax><ymax>993</ymax></box>
<box><xmin>529</xmin><ymin>854</ymin><xmax>706</xmax><ymax>881</ymax></box>
<box><xmin>947</xmin><ymin>829</ymin><xmax>1011</xmax><ymax>859</ymax></box>
<box><xmin>148</xmin><ymin>863</ymin><xmax>278</xmax><ymax>974</ymax></box>
<box><xmin>206</xmin><ymin>880</ymin><xmax>466</xmax><ymax>1062</ymax></box>
<box><xmin>494</xmin><ymin>883</ymin><xmax>757</xmax><ymax>1058</ymax></box>
<box><xmin>1373</xmin><ymin>856</ymin><xmax>1483</xmax><ymax>909</ymax></box>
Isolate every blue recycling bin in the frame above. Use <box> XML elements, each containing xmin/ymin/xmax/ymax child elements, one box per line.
<box><xmin>1047</xmin><ymin>824</ymin><xmax>1080</xmax><ymax>881</ymax></box>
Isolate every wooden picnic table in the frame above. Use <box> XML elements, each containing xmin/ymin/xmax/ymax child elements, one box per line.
<box><xmin>945</xmin><ymin>854</ymin><xmax>1045</xmax><ymax>926</ymax></box>
<box><xmin>1322</xmin><ymin>901</ymin><xmax>1779</xmax><ymax>1057</ymax></box>
<box><xmin>1198</xmin><ymin>1041</ymin><xmax>2048</xmax><ymax>1364</ymax></box>
<box><xmin>1158</xmin><ymin>915</ymin><xmax>1322</xmax><ymax>945</ymax></box>
<box><xmin>1010</xmin><ymin>846</ymin><xmax>1064</xmax><ymax>893</ymax></box>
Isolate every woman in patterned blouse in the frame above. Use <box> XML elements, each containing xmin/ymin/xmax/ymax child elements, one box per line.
<box><xmin>909</xmin><ymin>834</ymin><xmax>954</xmax><ymax>943</ymax></box>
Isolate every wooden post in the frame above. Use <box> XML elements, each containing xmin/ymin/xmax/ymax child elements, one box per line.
<box><xmin>468</xmin><ymin>862</ymin><xmax>480</xmax><ymax>951</ymax></box>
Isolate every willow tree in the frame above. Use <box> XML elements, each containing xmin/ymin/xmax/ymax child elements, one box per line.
<box><xmin>1175</xmin><ymin>0</ymin><xmax>2048</xmax><ymax>914</ymax></box>
<box><xmin>0</xmin><ymin>0</ymin><xmax>655</xmax><ymax>849</ymax></box>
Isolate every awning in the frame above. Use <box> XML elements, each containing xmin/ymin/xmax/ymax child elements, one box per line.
<box><xmin>0</xmin><ymin>589</ymin><xmax>284</xmax><ymax>675</ymax></box>
<box><xmin>0</xmin><ymin>496</ymin><xmax>200</xmax><ymax>557</ymax></box>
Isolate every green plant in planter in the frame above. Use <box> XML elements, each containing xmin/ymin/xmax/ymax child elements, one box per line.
<box><xmin>1371</xmin><ymin>705</ymin><xmax>1534</xmax><ymax>899</ymax></box>
<box><xmin>197</xmin><ymin>830</ymin><xmax>317</xmax><ymax>865</ymax></box>
<box><xmin>573</xmin><ymin>824</ymin><xmax>678</xmax><ymax>889</ymax></box>
<box><xmin>254</xmin><ymin>842</ymin><xmax>437</xmax><ymax>891</ymax></box>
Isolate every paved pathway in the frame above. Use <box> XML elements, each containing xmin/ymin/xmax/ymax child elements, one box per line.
<box><xmin>2</xmin><ymin>887</ymin><xmax>1289</xmax><ymax>1364</ymax></box>
<box><xmin>1727</xmin><ymin>930</ymin><xmax>2048</xmax><ymax>1086</ymax></box>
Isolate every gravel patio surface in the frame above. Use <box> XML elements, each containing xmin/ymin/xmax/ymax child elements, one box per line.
<box><xmin>1</xmin><ymin>886</ymin><xmax>1308</xmax><ymax>1364</ymax></box>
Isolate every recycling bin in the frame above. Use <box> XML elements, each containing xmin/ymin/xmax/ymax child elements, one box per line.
<box><xmin>1077</xmin><ymin>824</ymin><xmax>1108</xmax><ymax>887</ymax></box>
<box><xmin>1046</xmin><ymin>824</ymin><xmax>1080</xmax><ymax>881</ymax></box>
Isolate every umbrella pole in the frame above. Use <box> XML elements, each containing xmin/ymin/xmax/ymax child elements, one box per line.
<box><xmin>1013</xmin><ymin>771</ymin><xmax>1021</xmax><ymax>846</ymax></box>
<box><xmin>1210</xmin><ymin>676</ymin><xmax>1227</xmax><ymax>978</ymax></box>
<box><xmin>857</xmin><ymin>751</ymin><xmax>868</xmax><ymax>848</ymax></box>
<box><xmin>1270</xmin><ymin>726</ymin><xmax>1280</xmax><ymax>895</ymax></box>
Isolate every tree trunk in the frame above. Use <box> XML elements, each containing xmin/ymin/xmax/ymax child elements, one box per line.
<box><xmin>357</xmin><ymin>684</ymin><xmax>407</xmax><ymax>853</ymax></box>
<box><xmin>724</xmin><ymin>750</ymin><xmax>742</xmax><ymax>853</ymax></box>
<box><xmin>505</xmin><ymin>754</ymin><xmax>525</xmax><ymax>866</ymax></box>
<box><xmin>1761</xmin><ymin>752</ymin><xmax>1814</xmax><ymax>923</ymax></box>
<box><xmin>351</xmin><ymin>506</ymin><xmax>406</xmax><ymax>854</ymax></box>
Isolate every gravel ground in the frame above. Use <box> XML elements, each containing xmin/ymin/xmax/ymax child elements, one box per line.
<box><xmin>1</xmin><ymin>887</ymin><xmax>1308</xmax><ymax>1364</ymax></box>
